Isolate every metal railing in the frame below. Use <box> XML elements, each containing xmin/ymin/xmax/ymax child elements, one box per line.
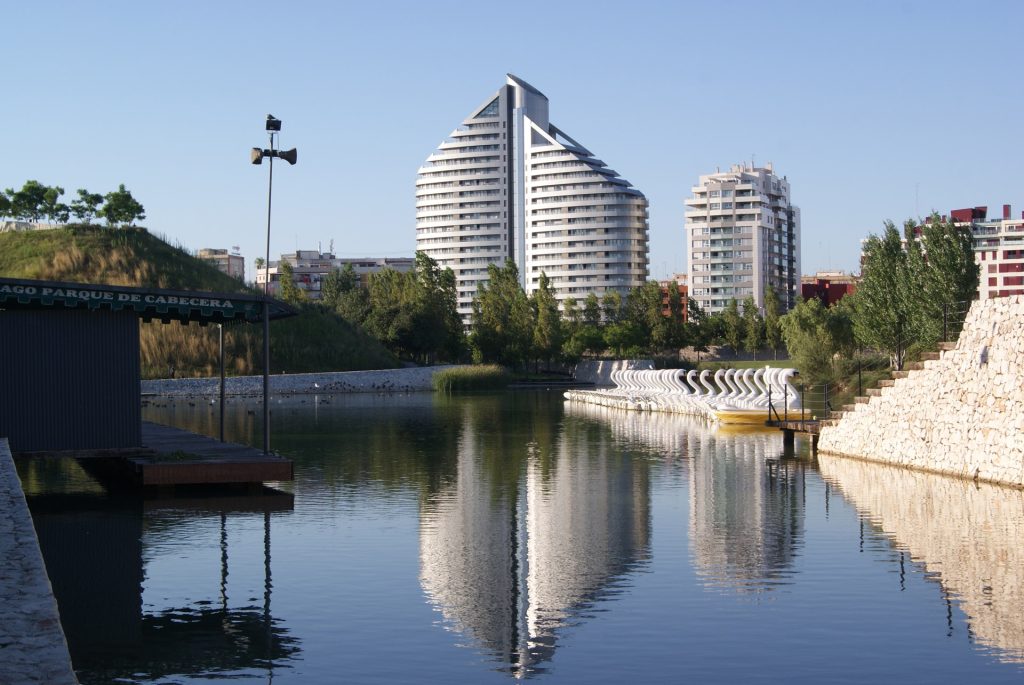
<box><xmin>767</xmin><ymin>382</ymin><xmax>832</xmax><ymax>423</ymax></box>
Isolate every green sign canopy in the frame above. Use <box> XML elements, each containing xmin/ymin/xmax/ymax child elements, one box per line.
<box><xmin>0</xmin><ymin>277</ymin><xmax>296</xmax><ymax>325</ymax></box>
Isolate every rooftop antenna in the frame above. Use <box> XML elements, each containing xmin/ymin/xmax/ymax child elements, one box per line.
<box><xmin>915</xmin><ymin>183</ymin><xmax>919</xmax><ymax>218</ymax></box>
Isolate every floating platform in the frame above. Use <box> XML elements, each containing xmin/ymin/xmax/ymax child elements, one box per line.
<box><xmin>18</xmin><ymin>422</ymin><xmax>294</xmax><ymax>488</ymax></box>
<box><xmin>130</xmin><ymin>422</ymin><xmax>293</xmax><ymax>486</ymax></box>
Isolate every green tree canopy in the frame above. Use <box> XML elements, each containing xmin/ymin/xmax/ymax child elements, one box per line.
<box><xmin>277</xmin><ymin>261</ymin><xmax>307</xmax><ymax>304</ymax></box>
<box><xmin>5</xmin><ymin>180</ymin><xmax>49</xmax><ymax>222</ymax></box>
<box><xmin>100</xmin><ymin>184</ymin><xmax>146</xmax><ymax>227</ymax></box>
<box><xmin>721</xmin><ymin>298</ymin><xmax>744</xmax><ymax>354</ymax></box>
<box><xmin>470</xmin><ymin>260</ymin><xmax>534</xmax><ymax>368</ymax></box>
<box><xmin>854</xmin><ymin>222</ymin><xmax>913</xmax><ymax>368</ymax></box>
<box><xmin>70</xmin><ymin>189</ymin><xmax>104</xmax><ymax>224</ymax></box>
<box><xmin>40</xmin><ymin>185</ymin><xmax>69</xmax><ymax>224</ymax></box>
<box><xmin>742</xmin><ymin>296</ymin><xmax>764</xmax><ymax>359</ymax></box>
<box><xmin>530</xmin><ymin>272</ymin><xmax>563</xmax><ymax>368</ymax></box>
<box><xmin>780</xmin><ymin>296</ymin><xmax>855</xmax><ymax>384</ymax></box>
<box><xmin>763</xmin><ymin>285</ymin><xmax>783</xmax><ymax>358</ymax></box>
<box><xmin>582</xmin><ymin>292</ymin><xmax>602</xmax><ymax>327</ymax></box>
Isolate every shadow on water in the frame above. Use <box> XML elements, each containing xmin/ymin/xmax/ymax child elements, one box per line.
<box><xmin>16</xmin><ymin>456</ymin><xmax>299</xmax><ymax>685</ymax></box>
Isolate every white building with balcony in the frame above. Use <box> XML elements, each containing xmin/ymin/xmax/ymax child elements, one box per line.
<box><xmin>416</xmin><ymin>74</ymin><xmax>649</xmax><ymax>324</ymax></box>
<box><xmin>685</xmin><ymin>163</ymin><xmax>800</xmax><ymax>314</ymax></box>
<box><xmin>951</xmin><ymin>204</ymin><xmax>1024</xmax><ymax>299</ymax></box>
<box><xmin>255</xmin><ymin>250</ymin><xmax>414</xmax><ymax>300</ymax></box>
<box><xmin>197</xmin><ymin>247</ymin><xmax>245</xmax><ymax>280</ymax></box>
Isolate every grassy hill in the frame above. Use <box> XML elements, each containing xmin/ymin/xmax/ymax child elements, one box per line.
<box><xmin>0</xmin><ymin>225</ymin><xmax>398</xmax><ymax>378</ymax></box>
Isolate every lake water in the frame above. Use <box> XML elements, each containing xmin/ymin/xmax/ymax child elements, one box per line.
<box><xmin>18</xmin><ymin>391</ymin><xmax>1024</xmax><ymax>684</ymax></box>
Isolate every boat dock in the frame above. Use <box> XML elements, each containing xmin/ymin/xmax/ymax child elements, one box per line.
<box><xmin>767</xmin><ymin>419</ymin><xmax>821</xmax><ymax>451</ymax></box>
<box><xmin>130</xmin><ymin>422</ymin><xmax>293</xmax><ymax>487</ymax></box>
<box><xmin>17</xmin><ymin>423</ymin><xmax>294</xmax><ymax>489</ymax></box>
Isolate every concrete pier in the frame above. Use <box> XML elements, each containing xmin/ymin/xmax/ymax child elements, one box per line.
<box><xmin>0</xmin><ymin>438</ymin><xmax>79</xmax><ymax>685</ymax></box>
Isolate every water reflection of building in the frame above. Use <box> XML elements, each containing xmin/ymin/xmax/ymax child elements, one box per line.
<box><xmin>563</xmin><ymin>403</ymin><xmax>807</xmax><ymax>595</ymax></box>
<box><xmin>687</xmin><ymin>428</ymin><xmax>805</xmax><ymax>594</ymax></box>
<box><xmin>419</xmin><ymin>402</ymin><xmax>651</xmax><ymax>678</ymax></box>
<box><xmin>818</xmin><ymin>454</ymin><xmax>1024</xmax><ymax>664</ymax></box>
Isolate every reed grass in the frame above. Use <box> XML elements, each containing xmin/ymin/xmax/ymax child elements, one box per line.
<box><xmin>433</xmin><ymin>365</ymin><xmax>511</xmax><ymax>392</ymax></box>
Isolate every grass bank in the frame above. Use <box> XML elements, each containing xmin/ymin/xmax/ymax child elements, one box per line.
<box><xmin>1</xmin><ymin>225</ymin><xmax>398</xmax><ymax>377</ymax></box>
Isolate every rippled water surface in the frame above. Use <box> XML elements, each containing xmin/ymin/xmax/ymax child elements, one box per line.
<box><xmin>18</xmin><ymin>391</ymin><xmax>1024</xmax><ymax>683</ymax></box>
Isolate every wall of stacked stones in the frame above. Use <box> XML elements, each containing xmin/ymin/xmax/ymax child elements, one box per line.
<box><xmin>818</xmin><ymin>294</ymin><xmax>1024</xmax><ymax>487</ymax></box>
<box><xmin>572</xmin><ymin>359</ymin><xmax>653</xmax><ymax>386</ymax></box>
<box><xmin>142</xmin><ymin>365</ymin><xmax>457</xmax><ymax>397</ymax></box>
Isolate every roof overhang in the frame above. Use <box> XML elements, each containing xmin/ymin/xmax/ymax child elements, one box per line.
<box><xmin>0</xmin><ymin>277</ymin><xmax>297</xmax><ymax>325</ymax></box>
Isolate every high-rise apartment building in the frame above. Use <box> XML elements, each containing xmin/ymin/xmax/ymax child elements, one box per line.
<box><xmin>416</xmin><ymin>74</ymin><xmax>649</xmax><ymax>324</ymax></box>
<box><xmin>685</xmin><ymin>164</ymin><xmax>800</xmax><ymax>314</ymax></box>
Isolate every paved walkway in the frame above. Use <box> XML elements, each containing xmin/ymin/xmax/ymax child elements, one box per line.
<box><xmin>0</xmin><ymin>438</ymin><xmax>79</xmax><ymax>685</ymax></box>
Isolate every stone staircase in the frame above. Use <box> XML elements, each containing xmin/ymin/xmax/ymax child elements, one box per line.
<box><xmin>820</xmin><ymin>343</ymin><xmax>956</xmax><ymax>428</ymax></box>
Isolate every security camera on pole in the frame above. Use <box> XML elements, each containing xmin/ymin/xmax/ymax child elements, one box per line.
<box><xmin>251</xmin><ymin>114</ymin><xmax>297</xmax><ymax>455</ymax></box>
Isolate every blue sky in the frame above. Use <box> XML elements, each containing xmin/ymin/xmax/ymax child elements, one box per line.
<box><xmin>5</xmin><ymin>0</ymin><xmax>1021</xmax><ymax>280</ymax></box>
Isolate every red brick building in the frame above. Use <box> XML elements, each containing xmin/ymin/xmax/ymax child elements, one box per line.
<box><xmin>800</xmin><ymin>271</ymin><xmax>858</xmax><ymax>307</ymax></box>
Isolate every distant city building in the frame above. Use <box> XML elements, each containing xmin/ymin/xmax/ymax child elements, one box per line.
<box><xmin>197</xmin><ymin>247</ymin><xmax>245</xmax><ymax>280</ymax></box>
<box><xmin>0</xmin><ymin>220</ymin><xmax>56</xmax><ymax>233</ymax></box>
<box><xmin>255</xmin><ymin>250</ymin><xmax>414</xmax><ymax>299</ymax></box>
<box><xmin>800</xmin><ymin>271</ymin><xmax>858</xmax><ymax>307</ymax></box>
<box><xmin>416</xmin><ymin>74</ymin><xmax>650</xmax><ymax>325</ymax></box>
<box><xmin>949</xmin><ymin>205</ymin><xmax>1024</xmax><ymax>299</ymax></box>
<box><xmin>658</xmin><ymin>273</ymin><xmax>689</xmax><ymax>322</ymax></box>
<box><xmin>684</xmin><ymin>163</ymin><xmax>800</xmax><ymax>314</ymax></box>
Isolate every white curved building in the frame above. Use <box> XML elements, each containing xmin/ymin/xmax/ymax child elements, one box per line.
<box><xmin>416</xmin><ymin>74</ymin><xmax>649</xmax><ymax>324</ymax></box>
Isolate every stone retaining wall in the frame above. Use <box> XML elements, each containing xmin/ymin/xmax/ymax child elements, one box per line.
<box><xmin>818</xmin><ymin>295</ymin><xmax>1024</xmax><ymax>487</ymax></box>
<box><xmin>142</xmin><ymin>365</ymin><xmax>461</xmax><ymax>397</ymax></box>
<box><xmin>572</xmin><ymin>359</ymin><xmax>653</xmax><ymax>386</ymax></box>
<box><xmin>0</xmin><ymin>438</ymin><xmax>79</xmax><ymax>685</ymax></box>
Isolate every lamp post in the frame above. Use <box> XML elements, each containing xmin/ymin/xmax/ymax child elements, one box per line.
<box><xmin>251</xmin><ymin>114</ymin><xmax>297</xmax><ymax>454</ymax></box>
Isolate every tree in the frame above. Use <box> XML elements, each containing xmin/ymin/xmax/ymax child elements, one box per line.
<box><xmin>5</xmin><ymin>180</ymin><xmax>49</xmax><ymax>222</ymax></box>
<box><xmin>601</xmin><ymin>290</ymin><xmax>623</xmax><ymax>324</ymax></box>
<box><xmin>780</xmin><ymin>297</ymin><xmax>855</xmax><ymax>384</ymax></box>
<box><xmin>530</xmin><ymin>272</ymin><xmax>563</xmax><ymax>369</ymax></box>
<box><xmin>721</xmin><ymin>298</ymin><xmax>744</xmax><ymax>355</ymax></box>
<box><xmin>582</xmin><ymin>293</ymin><xmax>602</xmax><ymax>327</ymax></box>
<box><xmin>664</xmin><ymin>280</ymin><xmax>686</xmax><ymax>351</ymax></box>
<box><xmin>742</xmin><ymin>296</ymin><xmax>764</xmax><ymax>360</ymax></box>
<box><xmin>763</xmin><ymin>285</ymin><xmax>783</xmax><ymax>359</ymax></box>
<box><xmin>277</xmin><ymin>261</ymin><xmax>307</xmax><ymax>304</ymax></box>
<box><xmin>0</xmin><ymin>192</ymin><xmax>10</xmax><ymax>218</ymax></box>
<box><xmin>321</xmin><ymin>263</ymin><xmax>370</xmax><ymax>325</ymax></box>
<box><xmin>100</xmin><ymin>184</ymin><xmax>145</xmax><ymax>226</ymax></box>
<box><xmin>917</xmin><ymin>214</ymin><xmax>979</xmax><ymax>341</ymax></box>
<box><xmin>41</xmin><ymin>186</ymin><xmax>69</xmax><ymax>225</ymax></box>
<box><xmin>470</xmin><ymin>260</ymin><xmax>533</xmax><ymax>367</ymax></box>
<box><xmin>70</xmin><ymin>189</ymin><xmax>104</xmax><ymax>224</ymax></box>
<box><xmin>685</xmin><ymin>297</ymin><xmax>711</xmax><ymax>361</ymax></box>
<box><xmin>854</xmin><ymin>221</ymin><xmax>915</xmax><ymax>369</ymax></box>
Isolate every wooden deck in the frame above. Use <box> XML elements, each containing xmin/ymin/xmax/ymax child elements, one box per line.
<box><xmin>131</xmin><ymin>422</ymin><xmax>293</xmax><ymax>486</ymax></box>
<box><xmin>767</xmin><ymin>418</ymin><xmax>822</xmax><ymax>451</ymax></box>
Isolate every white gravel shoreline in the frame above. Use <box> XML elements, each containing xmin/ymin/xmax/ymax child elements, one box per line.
<box><xmin>142</xmin><ymin>365</ymin><xmax>462</xmax><ymax>397</ymax></box>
